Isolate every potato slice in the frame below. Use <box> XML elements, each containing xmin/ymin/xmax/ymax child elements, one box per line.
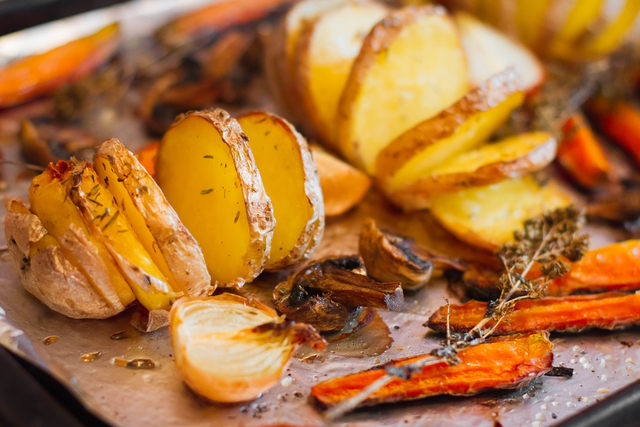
<box><xmin>454</xmin><ymin>13</ymin><xmax>545</xmax><ymax>93</ymax></box>
<box><xmin>387</xmin><ymin>132</ymin><xmax>557</xmax><ymax>211</ymax></box>
<box><xmin>336</xmin><ymin>5</ymin><xmax>469</xmax><ymax>172</ymax></box>
<box><xmin>311</xmin><ymin>145</ymin><xmax>371</xmax><ymax>216</ymax></box>
<box><xmin>29</xmin><ymin>162</ymin><xmax>133</xmax><ymax>310</ymax></box>
<box><xmin>429</xmin><ymin>176</ymin><xmax>572</xmax><ymax>250</ymax></box>
<box><xmin>376</xmin><ymin>70</ymin><xmax>524</xmax><ymax>193</ymax></box>
<box><xmin>5</xmin><ymin>201</ymin><xmax>121</xmax><ymax>319</ymax></box>
<box><xmin>296</xmin><ymin>1</ymin><xmax>388</xmax><ymax>145</ymax></box>
<box><xmin>156</xmin><ymin>109</ymin><xmax>275</xmax><ymax>287</ymax></box>
<box><xmin>236</xmin><ymin>111</ymin><xmax>323</xmax><ymax>270</ymax></box>
<box><xmin>70</xmin><ymin>163</ymin><xmax>175</xmax><ymax>311</ymax></box>
<box><xmin>94</xmin><ymin>139</ymin><xmax>211</xmax><ymax>296</ymax></box>
<box><xmin>270</xmin><ymin>0</ymin><xmax>348</xmax><ymax>120</ymax></box>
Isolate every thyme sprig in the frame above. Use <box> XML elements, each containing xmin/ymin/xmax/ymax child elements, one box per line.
<box><xmin>325</xmin><ymin>206</ymin><xmax>588</xmax><ymax>421</ymax></box>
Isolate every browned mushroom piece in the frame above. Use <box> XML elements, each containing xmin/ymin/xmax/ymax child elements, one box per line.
<box><xmin>586</xmin><ymin>187</ymin><xmax>640</xmax><ymax>233</ymax></box>
<box><xmin>461</xmin><ymin>263</ymin><xmax>503</xmax><ymax>300</ymax></box>
<box><xmin>273</xmin><ymin>256</ymin><xmax>403</xmax><ymax>332</ymax></box>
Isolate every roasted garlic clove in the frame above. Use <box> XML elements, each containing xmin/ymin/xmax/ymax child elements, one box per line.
<box><xmin>273</xmin><ymin>256</ymin><xmax>403</xmax><ymax>331</ymax></box>
<box><xmin>359</xmin><ymin>219</ymin><xmax>434</xmax><ymax>292</ymax></box>
<box><xmin>170</xmin><ymin>294</ymin><xmax>325</xmax><ymax>403</ymax></box>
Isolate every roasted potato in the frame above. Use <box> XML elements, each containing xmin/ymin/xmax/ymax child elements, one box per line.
<box><xmin>236</xmin><ymin>111</ymin><xmax>324</xmax><ymax>270</ymax></box>
<box><xmin>376</xmin><ymin>69</ymin><xmax>524</xmax><ymax>195</ymax></box>
<box><xmin>311</xmin><ymin>145</ymin><xmax>371</xmax><ymax>216</ymax></box>
<box><xmin>157</xmin><ymin>109</ymin><xmax>275</xmax><ymax>287</ymax></box>
<box><xmin>387</xmin><ymin>132</ymin><xmax>557</xmax><ymax>211</ymax></box>
<box><xmin>296</xmin><ymin>0</ymin><xmax>388</xmax><ymax>146</ymax></box>
<box><xmin>336</xmin><ymin>5</ymin><xmax>470</xmax><ymax>172</ymax></box>
<box><xmin>429</xmin><ymin>176</ymin><xmax>572</xmax><ymax>250</ymax></box>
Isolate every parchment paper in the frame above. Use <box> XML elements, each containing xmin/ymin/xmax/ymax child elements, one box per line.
<box><xmin>1</xmin><ymin>2</ymin><xmax>639</xmax><ymax>427</ymax></box>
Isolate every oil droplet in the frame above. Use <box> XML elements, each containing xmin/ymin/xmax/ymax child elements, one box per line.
<box><xmin>110</xmin><ymin>331</ymin><xmax>130</xmax><ymax>340</ymax></box>
<box><xmin>44</xmin><ymin>336</ymin><xmax>59</xmax><ymax>345</ymax></box>
<box><xmin>126</xmin><ymin>359</ymin><xmax>155</xmax><ymax>370</ymax></box>
<box><xmin>81</xmin><ymin>351</ymin><xmax>102</xmax><ymax>362</ymax></box>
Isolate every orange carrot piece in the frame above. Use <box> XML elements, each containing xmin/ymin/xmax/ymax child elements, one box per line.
<box><xmin>157</xmin><ymin>0</ymin><xmax>297</xmax><ymax>46</ymax></box>
<box><xmin>312</xmin><ymin>332</ymin><xmax>553</xmax><ymax>408</ymax></box>
<box><xmin>136</xmin><ymin>141</ymin><xmax>159</xmax><ymax>177</ymax></box>
<box><xmin>588</xmin><ymin>97</ymin><xmax>640</xmax><ymax>165</ymax></box>
<box><xmin>557</xmin><ymin>113</ymin><xmax>610</xmax><ymax>188</ymax></box>
<box><xmin>428</xmin><ymin>292</ymin><xmax>640</xmax><ymax>335</ymax></box>
<box><xmin>0</xmin><ymin>24</ymin><xmax>119</xmax><ymax>108</ymax></box>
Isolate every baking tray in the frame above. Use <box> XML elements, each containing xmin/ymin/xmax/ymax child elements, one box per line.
<box><xmin>1</xmin><ymin>1</ymin><xmax>640</xmax><ymax>426</ymax></box>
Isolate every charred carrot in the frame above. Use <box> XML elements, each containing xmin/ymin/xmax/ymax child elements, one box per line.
<box><xmin>312</xmin><ymin>332</ymin><xmax>553</xmax><ymax>408</ymax></box>
<box><xmin>557</xmin><ymin>113</ymin><xmax>610</xmax><ymax>188</ymax></box>
<box><xmin>428</xmin><ymin>292</ymin><xmax>640</xmax><ymax>335</ymax></box>
<box><xmin>588</xmin><ymin>97</ymin><xmax>640</xmax><ymax>165</ymax></box>
<box><xmin>136</xmin><ymin>141</ymin><xmax>159</xmax><ymax>177</ymax></box>
<box><xmin>157</xmin><ymin>0</ymin><xmax>296</xmax><ymax>46</ymax></box>
<box><xmin>0</xmin><ymin>24</ymin><xmax>119</xmax><ymax>108</ymax></box>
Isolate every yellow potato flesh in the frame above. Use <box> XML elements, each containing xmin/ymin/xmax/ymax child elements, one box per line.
<box><xmin>549</xmin><ymin>0</ymin><xmax>604</xmax><ymax>58</ymax></box>
<box><xmin>386</xmin><ymin>92</ymin><xmax>524</xmax><ymax>192</ymax></box>
<box><xmin>305</xmin><ymin>3</ymin><xmax>387</xmax><ymax>142</ymax></box>
<box><xmin>430</xmin><ymin>176</ymin><xmax>571</xmax><ymax>250</ymax></box>
<box><xmin>29</xmin><ymin>171</ymin><xmax>135</xmax><ymax>306</ymax></box>
<box><xmin>581</xmin><ymin>0</ymin><xmax>640</xmax><ymax>58</ymax></box>
<box><xmin>431</xmin><ymin>132</ymin><xmax>551</xmax><ymax>175</ymax></box>
<box><xmin>237</xmin><ymin>115</ymin><xmax>312</xmax><ymax>268</ymax></box>
<box><xmin>93</xmin><ymin>155</ymin><xmax>182</xmax><ymax>295</ymax></box>
<box><xmin>515</xmin><ymin>0</ymin><xmax>552</xmax><ymax>48</ymax></box>
<box><xmin>78</xmin><ymin>167</ymin><xmax>174</xmax><ymax>311</ymax></box>
<box><xmin>157</xmin><ymin>116</ymin><xmax>250</xmax><ymax>285</ymax></box>
<box><xmin>344</xmin><ymin>14</ymin><xmax>469</xmax><ymax>172</ymax></box>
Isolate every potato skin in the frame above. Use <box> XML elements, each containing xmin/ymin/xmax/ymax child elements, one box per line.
<box><xmin>237</xmin><ymin>111</ymin><xmax>325</xmax><ymax>271</ymax></box>
<box><xmin>162</xmin><ymin>109</ymin><xmax>275</xmax><ymax>286</ymax></box>
<box><xmin>375</xmin><ymin>69</ymin><xmax>524</xmax><ymax>186</ymax></box>
<box><xmin>5</xmin><ymin>206</ymin><xmax>122</xmax><ymax>319</ymax></box>
<box><xmin>96</xmin><ymin>139</ymin><xmax>212</xmax><ymax>296</ymax></box>
<box><xmin>387</xmin><ymin>135</ymin><xmax>558</xmax><ymax>211</ymax></box>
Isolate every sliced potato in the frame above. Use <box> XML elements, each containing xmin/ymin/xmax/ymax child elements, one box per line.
<box><xmin>5</xmin><ymin>201</ymin><xmax>121</xmax><ymax>319</ymax></box>
<box><xmin>547</xmin><ymin>0</ymin><xmax>605</xmax><ymax>59</ymax></box>
<box><xmin>430</xmin><ymin>176</ymin><xmax>572</xmax><ymax>250</ymax></box>
<box><xmin>156</xmin><ymin>109</ymin><xmax>275</xmax><ymax>287</ymax></box>
<box><xmin>236</xmin><ymin>111</ymin><xmax>324</xmax><ymax>270</ymax></box>
<box><xmin>514</xmin><ymin>0</ymin><xmax>553</xmax><ymax>51</ymax></box>
<box><xmin>296</xmin><ymin>1</ymin><xmax>388</xmax><ymax>145</ymax></box>
<box><xmin>336</xmin><ymin>5</ymin><xmax>470</xmax><ymax>172</ymax></box>
<box><xmin>311</xmin><ymin>145</ymin><xmax>371</xmax><ymax>216</ymax></box>
<box><xmin>388</xmin><ymin>132</ymin><xmax>557</xmax><ymax>211</ymax></box>
<box><xmin>580</xmin><ymin>0</ymin><xmax>640</xmax><ymax>58</ymax></box>
<box><xmin>376</xmin><ymin>69</ymin><xmax>524</xmax><ymax>192</ymax></box>
<box><xmin>94</xmin><ymin>139</ymin><xmax>212</xmax><ymax>297</ymax></box>
<box><xmin>29</xmin><ymin>162</ymin><xmax>133</xmax><ymax>311</ymax></box>
<box><xmin>454</xmin><ymin>13</ymin><xmax>545</xmax><ymax>93</ymax></box>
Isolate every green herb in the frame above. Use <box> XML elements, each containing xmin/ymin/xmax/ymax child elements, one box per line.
<box><xmin>204</xmin><ymin>155</ymin><xmax>214</xmax><ymax>159</ymax></box>
<box><xmin>201</xmin><ymin>189</ymin><xmax>213</xmax><ymax>195</ymax></box>
<box><xmin>102</xmin><ymin>211</ymin><xmax>119</xmax><ymax>231</ymax></box>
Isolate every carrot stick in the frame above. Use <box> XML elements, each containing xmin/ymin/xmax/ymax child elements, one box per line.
<box><xmin>588</xmin><ymin>97</ymin><xmax>640</xmax><ymax>165</ymax></box>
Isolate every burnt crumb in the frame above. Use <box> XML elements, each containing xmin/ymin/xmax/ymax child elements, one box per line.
<box><xmin>293</xmin><ymin>391</ymin><xmax>304</xmax><ymax>398</ymax></box>
<box><xmin>241</xmin><ymin>402</ymin><xmax>268</xmax><ymax>418</ymax></box>
<box><xmin>394</xmin><ymin>325</ymin><xmax>400</xmax><ymax>330</ymax></box>
<box><xmin>619</xmin><ymin>340</ymin><xmax>634</xmax><ymax>348</ymax></box>
<box><xmin>545</xmin><ymin>366</ymin><xmax>574</xmax><ymax>378</ymax></box>
<box><xmin>493</xmin><ymin>422</ymin><xmax>503</xmax><ymax>427</ymax></box>
<box><xmin>552</xmin><ymin>413</ymin><xmax>557</xmax><ymax>419</ymax></box>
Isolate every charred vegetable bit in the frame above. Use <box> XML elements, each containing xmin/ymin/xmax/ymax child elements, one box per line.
<box><xmin>312</xmin><ymin>332</ymin><xmax>553</xmax><ymax>409</ymax></box>
<box><xmin>427</xmin><ymin>292</ymin><xmax>640</xmax><ymax>335</ymax></box>
<box><xmin>587</xmin><ymin>187</ymin><xmax>640</xmax><ymax>232</ymax></box>
<box><xmin>273</xmin><ymin>256</ymin><xmax>403</xmax><ymax>331</ymax></box>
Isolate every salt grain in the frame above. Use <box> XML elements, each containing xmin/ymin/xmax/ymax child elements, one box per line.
<box><xmin>541</xmin><ymin>404</ymin><xmax>548</xmax><ymax>410</ymax></box>
<box><xmin>602</xmin><ymin>374</ymin><xmax>608</xmax><ymax>381</ymax></box>
<box><xmin>566</xmin><ymin>402</ymin><xmax>576</xmax><ymax>408</ymax></box>
<box><xmin>570</xmin><ymin>359</ymin><xmax>577</xmax><ymax>364</ymax></box>
<box><xmin>532</xmin><ymin>422</ymin><xmax>541</xmax><ymax>427</ymax></box>
<box><xmin>536</xmin><ymin>413</ymin><xmax>546</xmax><ymax>421</ymax></box>
<box><xmin>580</xmin><ymin>396</ymin><xmax>590</xmax><ymax>403</ymax></box>
<box><xmin>552</xmin><ymin>402</ymin><xmax>560</xmax><ymax>407</ymax></box>
<box><xmin>544</xmin><ymin>396</ymin><xmax>553</xmax><ymax>402</ymax></box>
<box><xmin>573</xmin><ymin>345</ymin><xmax>581</xmax><ymax>352</ymax></box>
<box><xmin>579</xmin><ymin>357</ymin><xmax>587</xmax><ymax>364</ymax></box>
<box><xmin>626</xmin><ymin>358</ymin><xmax>635</xmax><ymax>364</ymax></box>
<box><xmin>281</xmin><ymin>376</ymin><xmax>294</xmax><ymax>387</ymax></box>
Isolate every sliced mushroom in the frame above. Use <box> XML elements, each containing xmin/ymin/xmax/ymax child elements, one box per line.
<box><xmin>273</xmin><ymin>256</ymin><xmax>403</xmax><ymax>332</ymax></box>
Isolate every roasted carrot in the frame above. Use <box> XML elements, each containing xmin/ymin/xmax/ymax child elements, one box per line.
<box><xmin>312</xmin><ymin>332</ymin><xmax>553</xmax><ymax>408</ymax></box>
<box><xmin>557</xmin><ymin>113</ymin><xmax>610</xmax><ymax>188</ymax></box>
<box><xmin>428</xmin><ymin>292</ymin><xmax>640</xmax><ymax>335</ymax></box>
<box><xmin>136</xmin><ymin>141</ymin><xmax>159</xmax><ymax>177</ymax></box>
<box><xmin>157</xmin><ymin>0</ymin><xmax>297</xmax><ymax>46</ymax></box>
<box><xmin>587</xmin><ymin>97</ymin><xmax>640</xmax><ymax>165</ymax></box>
<box><xmin>0</xmin><ymin>24</ymin><xmax>119</xmax><ymax>108</ymax></box>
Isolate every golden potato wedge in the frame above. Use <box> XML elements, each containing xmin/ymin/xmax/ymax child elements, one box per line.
<box><xmin>454</xmin><ymin>13</ymin><xmax>545</xmax><ymax>94</ymax></box>
<box><xmin>94</xmin><ymin>139</ymin><xmax>212</xmax><ymax>296</ymax></box>
<box><xmin>296</xmin><ymin>1</ymin><xmax>388</xmax><ymax>146</ymax></box>
<box><xmin>430</xmin><ymin>176</ymin><xmax>572</xmax><ymax>250</ymax></box>
<box><xmin>387</xmin><ymin>132</ymin><xmax>557</xmax><ymax>211</ymax></box>
<box><xmin>336</xmin><ymin>5</ymin><xmax>470</xmax><ymax>172</ymax></box>
<box><xmin>310</xmin><ymin>145</ymin><xmax>371</xmax><ymax>216</ymax></box>
<box><xmin>29</xmin><ymin>162</ymin><xmax>133</xmax><ymax>311</ymax></box>
<box><xmin>156</xmin><ymin>109</ymin><xmax>275</xmax><ymax>288</ymax></box>
<box><xmin>236</xmin><ymin>111</ymin><xmax>324</xmax><ymax>270</ymax></box>
<box><xmin>376</xmin><ymin>70</ymin><xmax>524</xmax><ymax>193</ymax></box>
<box><xmin>271</xmin><ymin>0</ymin><xmax>348</xmax><ymax>120</ymax></box>
<box><xmin>70</xmin><ymin>162</ymin><xmax>176</xmax><ymax>311</ymax></box>
<box><xmin>580</xmin><ymin>0</ymin><xmax>640</xmax><ymax>58</ymax></box>
<box><xmin>5</xmin><ymin>201</ymin><xmax>121</xmax><ymax>319</ymax></box>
